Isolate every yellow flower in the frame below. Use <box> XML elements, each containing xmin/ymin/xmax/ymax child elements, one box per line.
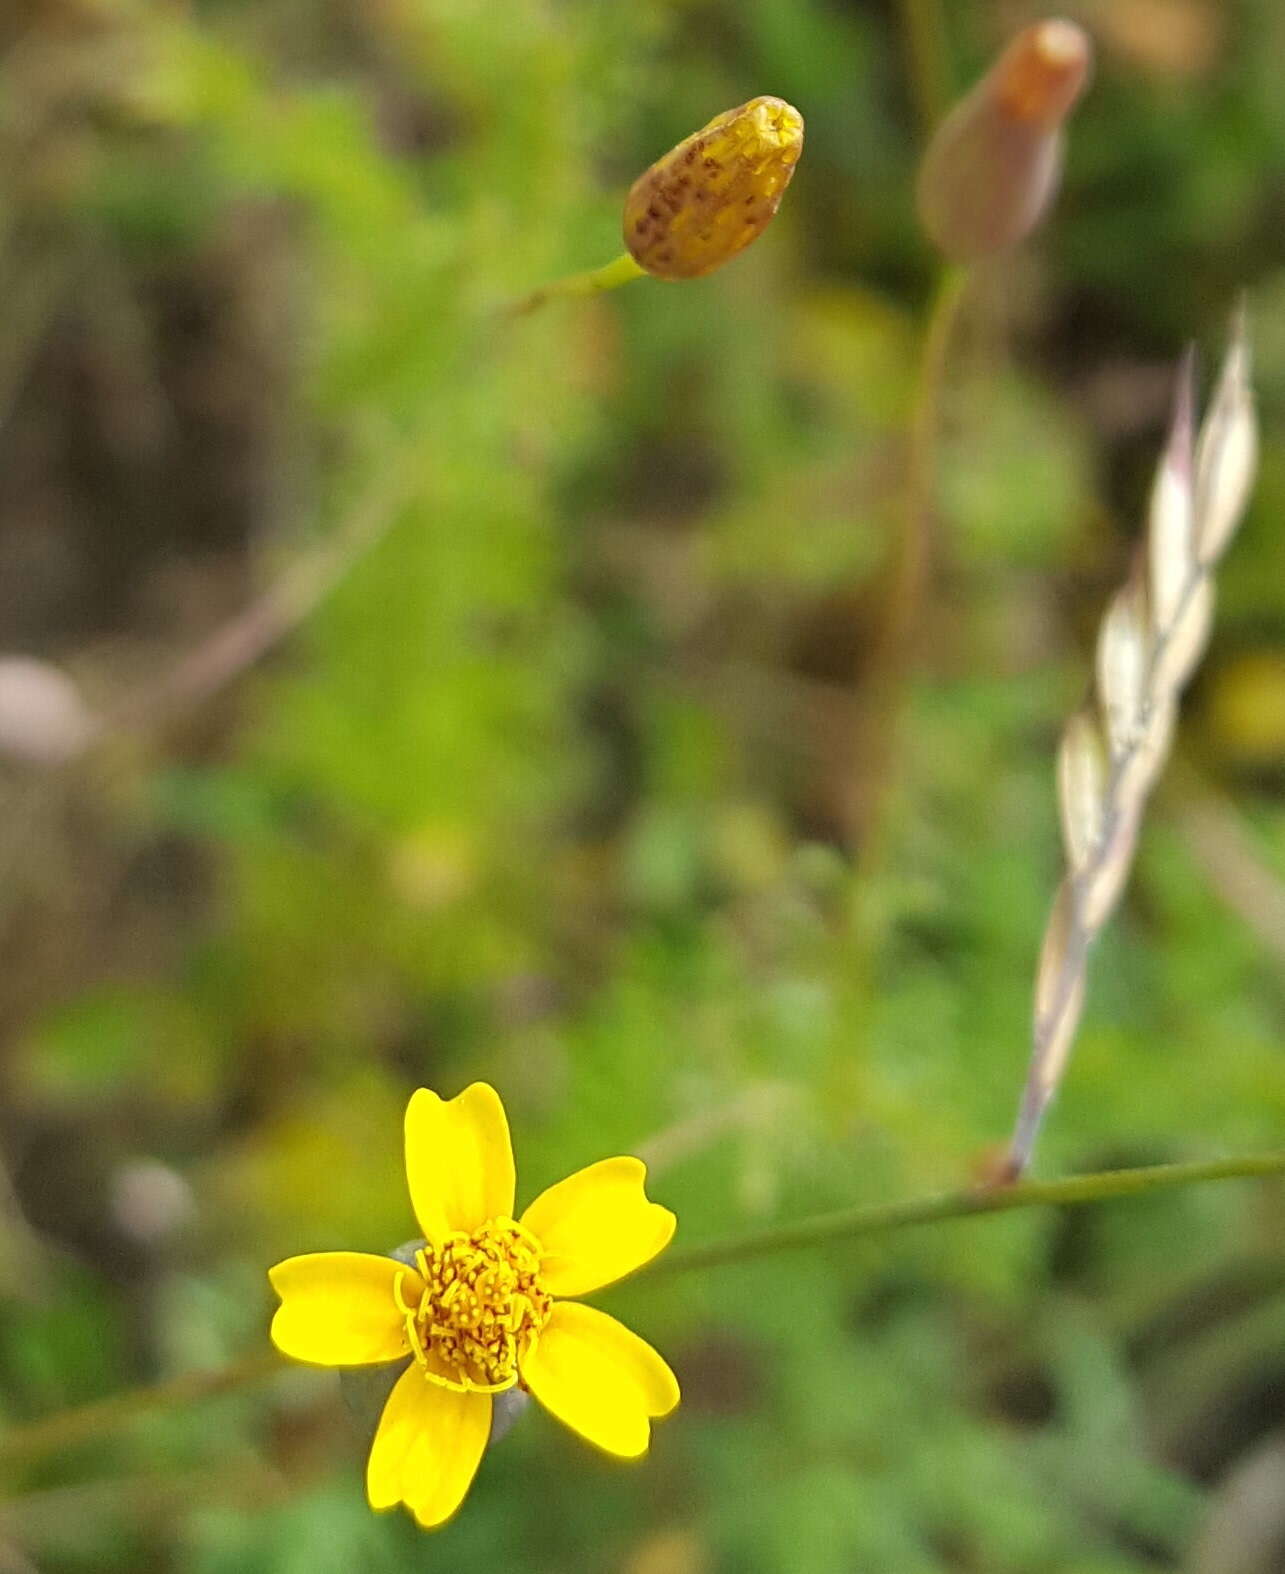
<box><xmin>267</xmin><ymin>1083</ymin><xmax>679</xmax><ymax>1528</ymax></box>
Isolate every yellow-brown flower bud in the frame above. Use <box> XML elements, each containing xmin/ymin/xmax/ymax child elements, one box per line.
<box><xmin>916</xmin><ymin>19</ymin><xmax>1092</xmax><ymax>261</ymax></box>
<box><xmin>623</xmin><ymin>96</ymin><xmax>804</xmax><ymax>281</ymax></box>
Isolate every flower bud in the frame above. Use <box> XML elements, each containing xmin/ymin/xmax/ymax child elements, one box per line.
<box><xmin>623</xmin><ymin>96</ymin><xmax>804</xmax><ymax>281</ymax></box>
<box><xmin>916</xmin><ymin>19</ymin><xmax>1092</xmax><ymax>260</ymax></box>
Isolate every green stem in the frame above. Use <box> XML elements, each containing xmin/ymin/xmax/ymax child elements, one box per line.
<box><xmin>646</xmin><ymin>1148</ymin><xmax>1285</xmax><ymax>1278</ymax></box>
<box><xmin>3</xmin><ymin>1150</ymin><xmax>1282</xmax><ymax>1470</ymax></box>
<box><xmin>885</xmin><ymin>264</ymin><xmax>969</xmax><ymax>667</ymax></box>
<box><xmin>504</xmin><ymin>251</ymin><xmax>645</xmax><ymax>316</ymax></box>
<box><xmin>0</xmin><ymin>1351</ymin><xmax>283</xmax><ymax>1475</ymax></box>
<box><xmin>845</xmin><ymin>264</ymin><xmax>968</xmax><ymax>853</ymax></box>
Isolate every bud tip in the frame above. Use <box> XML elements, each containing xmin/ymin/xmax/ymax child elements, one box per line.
<box><xmin>997</xmin><ymin>18</ymin><xmax>1093</xmax><ymax>126</ymax></box>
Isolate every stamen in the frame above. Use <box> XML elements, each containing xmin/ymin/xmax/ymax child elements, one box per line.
<box><xmin>405</xmin><ymin>1313</ymin><xmax>429</xmax><ymax>1368</ymax></box>
<box><xmin>392</xmin><ymin>1269</ymin><xmax>412</xmax><ymax>1316</ymax></box>
<box><xmin>394</xmin><ymin>1219</ymin><xmax>552</xmax><ymax>1391</ymax></box>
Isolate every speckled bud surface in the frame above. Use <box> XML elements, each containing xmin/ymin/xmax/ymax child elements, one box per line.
<box><xmin>623</xmin><ymin>96</ymin><xmax>804</xmax><ymax>281</ymax></box>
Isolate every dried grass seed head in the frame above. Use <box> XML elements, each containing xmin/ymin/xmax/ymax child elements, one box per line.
<box><xmin>1011</xmin><ymin>317</ymin><xmax>1260</xmax><ymax>1175</ymax></box>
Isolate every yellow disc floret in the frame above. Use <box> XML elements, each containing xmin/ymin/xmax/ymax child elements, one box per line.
<box><xmin>394</xmin><ymin>1220</ymin><xmax>551</xmax><ymax>1392</ymax></box>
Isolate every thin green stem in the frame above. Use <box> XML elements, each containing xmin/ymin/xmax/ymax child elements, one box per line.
<box><xmin>3</xmin><ymin>1151</ymin><xmax>1283</xmax><ymax>1472</ymax></box>
<box><xmin>833</xmin><ymin>266</ymin><xmax>968</xmax><ymax>1116</ymax></box>
<box><xmin>504</xmin><ymin>251</ymin><xmax>645</xmax><ymax>317</ymax></box>
<box><xmin>0</xmin><ymin>1351</ymin><xmax>284</xmax><ymax>1475</ymax></box>
<box><xmin>887</xmin><ymin>263</ymin><xmax>969</xmax><ymax>666</ymax></box>
<box><xmin>645</xmin><ymin>1148</ymin><xmax>1285</xmax><ymax>1279</ymax></box>
<box><xmin>845</xmin><ymin>264</ymin><xmax>968</xmax><ymax>850</ymax></box>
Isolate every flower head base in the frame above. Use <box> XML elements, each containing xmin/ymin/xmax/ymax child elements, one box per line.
<box><xmin>624</xmin><ymin>95</ymin><xmax>804</xmax><ymax>280</ymax></box>
<box><xmin>396</xmin><ymin>1222</ymin><xmax>551</xmax><ymax>1392</ymax></box>
<box><xmin>267</xmin><ymin>1083</ymin><xmax>678</xmax><ymax>1529</ymax></box>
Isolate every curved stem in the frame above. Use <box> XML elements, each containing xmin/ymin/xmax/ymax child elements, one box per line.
<box><xmin>3</xmin><ymin>1150</ymin><xmax>1283</xmax><ymax>1470</ymax></box>
<box><xmin>504</xmin><ymin>251</ymin><xmax>645</xmax><ymax>317</ymax></box>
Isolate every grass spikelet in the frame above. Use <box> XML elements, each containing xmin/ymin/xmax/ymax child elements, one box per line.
<box><xmin>1006</xmin><ymin>314</ymin><xmax>1259</xmax><ymax>1176</ymax></box>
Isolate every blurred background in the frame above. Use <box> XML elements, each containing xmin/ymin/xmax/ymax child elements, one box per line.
<box><xmin>0</xmin><ymin>0</ymin><xmax>1283</xmax><ymax>1569</ymax></box>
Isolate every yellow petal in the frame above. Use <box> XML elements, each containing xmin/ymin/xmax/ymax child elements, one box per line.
<box><xmin>404</xmin><ymin>1083</ymin><xmax>516</xmax><ymax>1242</ymax></box>
<box><xmin>521</xmin><ymin>1156</ymin><xmax>675</xmax><ymax>1296</ymax></box>
<box><xmin>367</xmin><ymin>1363</ymin><xmax>491</xmax><ymax>1528</ymax></box>
<box><xmin>520</xmin><ymin>1301</ymin><xmax>679</xmax><ymax>1459</ymax></box>
<box><xmin>268</xmin><ymin>1252</ymin><xmax>418</xmax><ymax>1367</ymax></box>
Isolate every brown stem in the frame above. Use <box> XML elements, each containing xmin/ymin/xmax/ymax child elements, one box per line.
<box><xmin>848</xmin><ymin>265</ymin><xmax>969</xmax><ymax>852</ymax></box>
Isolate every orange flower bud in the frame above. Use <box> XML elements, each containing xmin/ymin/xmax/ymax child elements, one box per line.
<box><xmin>623</xmin><ymin>96</ymin><xmax>804</xmax><ymax>281</ymax></box>
<box><xmin>916</xmin><ymin>19</ymin><xmax>1093</xmax><ymax>260</ymax></box>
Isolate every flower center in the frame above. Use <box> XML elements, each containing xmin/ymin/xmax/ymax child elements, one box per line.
<box><xmin>394</xmin><ymin>1220</ymin><xmax>551</xmax><ymax>1392</ymax></box>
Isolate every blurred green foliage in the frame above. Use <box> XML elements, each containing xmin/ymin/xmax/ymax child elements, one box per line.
<box><xmin>0</xmin><ymin>0</ymin><xmax>1283</xmax><ymax>1570</ymax></box>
